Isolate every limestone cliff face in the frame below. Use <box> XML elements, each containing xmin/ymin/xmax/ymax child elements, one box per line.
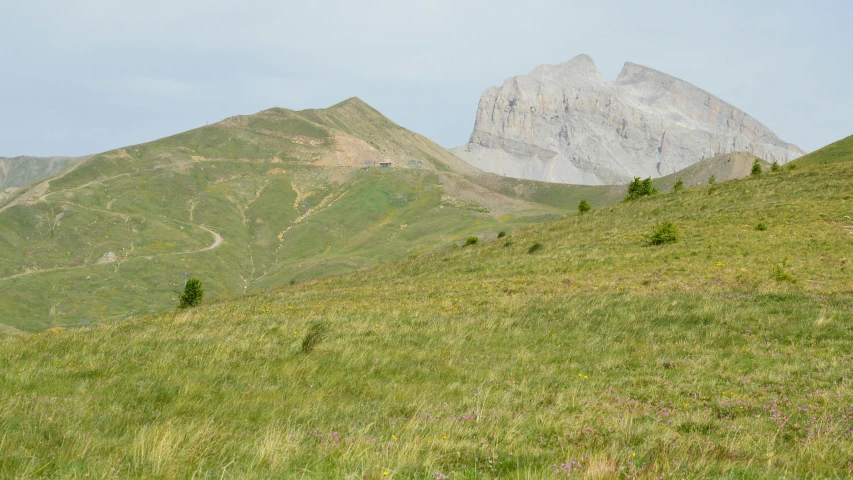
<box><xmin>0</xmin><ymin>156</ymin><xmax>86</xmax><ymax>190</ymax></box>
<box><xmin>452</xmin><ymin>55</ymin><xmax>804</xmax><ymax>185</ymax></box>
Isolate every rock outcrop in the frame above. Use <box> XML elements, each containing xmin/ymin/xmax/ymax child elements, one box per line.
<box><xmin>0</xmin><ymin>156</ymin><xmax>86</xmax><ymax>190</ymax></box>
<box><xmin>452</xmin><ymin>55</ymin><xmax>804</xmax><ymax>185</ymax></box>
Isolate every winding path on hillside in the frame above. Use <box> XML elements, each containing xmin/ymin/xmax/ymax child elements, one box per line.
<box><xmin>0</xmin><ymin>171</ymin><xmax>225</xmax><ymax>282</ymax></box>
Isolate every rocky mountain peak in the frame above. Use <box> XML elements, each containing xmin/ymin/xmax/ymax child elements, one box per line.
<box><xmin>453</xmin><ymin>56</ymin><xmax>804</xmax><ymax>185</ymax></box>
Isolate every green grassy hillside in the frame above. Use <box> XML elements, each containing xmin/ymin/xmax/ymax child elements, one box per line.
<box><xmin>1</xmin><ymin>139</ymin><xmax>851</xmax><ymax>478</ymax></box>
<box><xmin>790</xmin><ymin>133</ymin><xmax>853</xmax><ymax>167</ymax></box>
<box><xmin>0</xmin><ymin>99</ymin><xmax>612</xmax><ymax>331</ymax></box>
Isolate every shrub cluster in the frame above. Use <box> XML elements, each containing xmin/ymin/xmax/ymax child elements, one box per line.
<box><xmin>577</xmin><ymin>200</ymin><xmax>591</xmax><ymax>215</ymax></box>
<box><xmin>625</xmin><ymin>177</ymin><xmax>659</xmax><ymax>201</ymax></box>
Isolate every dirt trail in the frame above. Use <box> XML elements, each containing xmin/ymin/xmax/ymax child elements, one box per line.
<box><xmin>0</xmin><ymin>202</ymin><xmax>224</xmax><ymax>283</ymax></box>
<box><xmin>0</xmin><ymin>159</ymin><xmax>227</xmax><ymax>283</ymax></box>
<box><xmin>0</xmin><ymin>156</ymin><xmax>92</xmax><ymax>215</ymax></box>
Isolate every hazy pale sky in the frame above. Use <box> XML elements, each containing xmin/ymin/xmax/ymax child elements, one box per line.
<box><xmin>1</xmin><ymin>0</ymin><xmax>850</xmax><ymax>157</ymax></box>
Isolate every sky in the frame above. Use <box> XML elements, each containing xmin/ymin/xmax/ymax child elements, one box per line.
<box><xmin>1</xmin><ymin>0</ymin><xmax>850</xmax><ymax>157</ymax></box>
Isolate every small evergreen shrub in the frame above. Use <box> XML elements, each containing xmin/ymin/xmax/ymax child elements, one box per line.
<box><xmin>465</xmin><ymin>236</ymin><xmax>479</xmax><ymax>246</ymax></box>
<box><xmin>756</xmin><ymin>222</ymin><xmax>768</xmax><ymax>231</ymax></box>
<box><xmin>751</xmin><ymin>159</ymin><xmax>763</xmax><ymax>176</ymax></box>
<box><xmin>497</xmin><ymin>231</ymin><xmax>506</xmax><ymax>239</ymax></box>
<box><xmin>648</xmin><ymin>222</ymin><xmax>679</xmax><ymax>246</ymax></box>
<box><xmin>773</xmin><ymin>265</ymin><xmax>796</xmax><ymax>283</ymax></box>
<box><xmin>503</xmin><ymin>240</ymin><xmax>513</xmax><ymax>248</ymax></box>
<box><xmin>672</xmin><ymin>178</ymin><xmax>685</xmax><ymax>193</ymax></box>
<box><xmin>577</xmin><ymin>200</ymin><xmax>591</xmax><ymax>215</ymax></box>
<box><xmin>300</xmin><ymin>322</ymin><xmax>328</xmax><ymax>354</ymax></box>
<box><xmin>708</xmin><ymin>174</ymin><xmax>716</xmax><ymax>185</ymax></box>
<box><xmin>771</xmin><ymin>161</ymin><xmax>781</xmax><ymax>172</ymax></box>
<box><xmin>624</xmin><ymin>177</ymin><xmax>659</xmax><ymax>201</ymax></box>
<box><xmin>178</xmin><ymin>278</ymin><xmax>204</xmax><ymax>309</ymax></box>
<box><xmin>528</xmin><ymin>242</ymin><xmax>544</xmax><ymax>254</ymax></box>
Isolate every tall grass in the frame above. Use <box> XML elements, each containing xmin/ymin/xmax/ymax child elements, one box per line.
<box><xmin>1</xmin><ymin>159</ymin><xmax>853</xmax><ymax>477</ymax></box>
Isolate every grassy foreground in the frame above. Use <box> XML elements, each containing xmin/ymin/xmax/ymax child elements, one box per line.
<box><xmin>1</xmin><ymin>156</ymin><xmax>853</xmax><ymax>478</ymax></box>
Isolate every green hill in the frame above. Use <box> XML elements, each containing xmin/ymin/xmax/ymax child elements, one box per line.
<box><xmin>0</xmin><ymin>134</ymin><xmax>851</xmax><ymax>477</ymax></box>
<box><xmin>0</xmin><ymin>98</ymin><xmax>621</xmax><ymax>331</ymax></box>
<box><xmin>790</xmin><ymin>133</ymin><xmax>853</xmax><ymax>167</ymax></box>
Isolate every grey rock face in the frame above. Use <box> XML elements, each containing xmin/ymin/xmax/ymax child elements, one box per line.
<box><xmin>0</xmin><ymin>156</ymin><xmax>86</xmax><ymax>190</ymax></box>
<box><xmin>452</xmin><ymin>55</ymin><xmax>804</xmax><ymax>185</ymax></box>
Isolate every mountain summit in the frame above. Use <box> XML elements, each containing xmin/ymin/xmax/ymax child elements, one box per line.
<box><xmin>452</xmin><ymin>54</ymin><xmax>804</xmax><ymax>185</ymax></box>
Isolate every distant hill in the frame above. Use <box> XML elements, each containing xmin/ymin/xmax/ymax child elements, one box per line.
<box><xmin>0</xmin><ymin>155</ymin><xmax>85</xmax><ymax>194</ymax></box>
<box><xmin>0</xmin><ymin>98</ymin><xmax>614</xmax><ymax>331</ymax></box>
<box><xmin>654</xmin><ymin>151</ymin><xmax>772</xmax><ymax>192</ymax></box>
<box><xmin>790</xmin><ymin>133</ymin><xmax>853</xmax><ymax>167</ymax></box>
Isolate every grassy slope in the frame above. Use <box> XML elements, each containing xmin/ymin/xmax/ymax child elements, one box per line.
<box><xmin>1</xmin><ymin>151</ymin><xmax>852</xmax><ymax>477</ymax></box>
<box><xmin>790</xmin><ymin>133</ymin><xmax>853</xmax><ymax>167</ymax></box>
<box><xmin>0</xmin><ymin>99</ymin><xmax>603</xmax><ymax>331</ymax></box>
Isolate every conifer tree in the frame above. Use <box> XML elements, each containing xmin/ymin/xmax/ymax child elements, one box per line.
<box><xmin>178</xmin><ymin>278</ymin><xmax>204</xmax><ymax>309</ymax></box>
<box><xmin>625</xmin><ymin>177</ymin><xmax>659</xmax><ymax>201</ymax></box>
<box><xmin>751</xmin><ymin>159</ymin><xmax>763</xmax><ymax>176</ymax></box>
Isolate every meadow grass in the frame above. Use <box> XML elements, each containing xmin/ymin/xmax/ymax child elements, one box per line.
<box><xmin>1</xmin><ymin>157</ymin><xmax>852</xmax><ymax>477</ymax></box>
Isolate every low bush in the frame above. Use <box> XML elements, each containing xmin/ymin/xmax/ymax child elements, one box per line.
<box><xmin>648</xmin><ymin>222</ymin><xmax>679</xmax><ymax>246</ymax></box>
<box><xmin>528</xmin><ymin>242</ymin><xmax>544</xmax><ymax>254</ymax></box>
<box><xmin>577</xmin><ymin>200</ymin><xmax>591</xmax><ymax>214</ymax></box>
<box><xmin>465</xmin><ymin>236</ymin><xmax>479</xmax><ymax>246</ymax></box>
<box><xmin>672</xmin><ymin>178</ymin><xmax>685</xmax><ymax>193</ymax></box>
<box><xmin>773</xmin><ymin>265</ymin><xmax>797</xmax><ymax>283</ymax></box>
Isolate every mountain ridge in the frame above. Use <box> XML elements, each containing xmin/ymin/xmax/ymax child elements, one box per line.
<box><xmin>0</xmin><ymin>98</ymin><xmax>596</xmax><ymax>331</ymax></box>
<box><xmin>453</xmin><ymin>54</ymin><xmax>804</xmax><ymax>185</ymax></box>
